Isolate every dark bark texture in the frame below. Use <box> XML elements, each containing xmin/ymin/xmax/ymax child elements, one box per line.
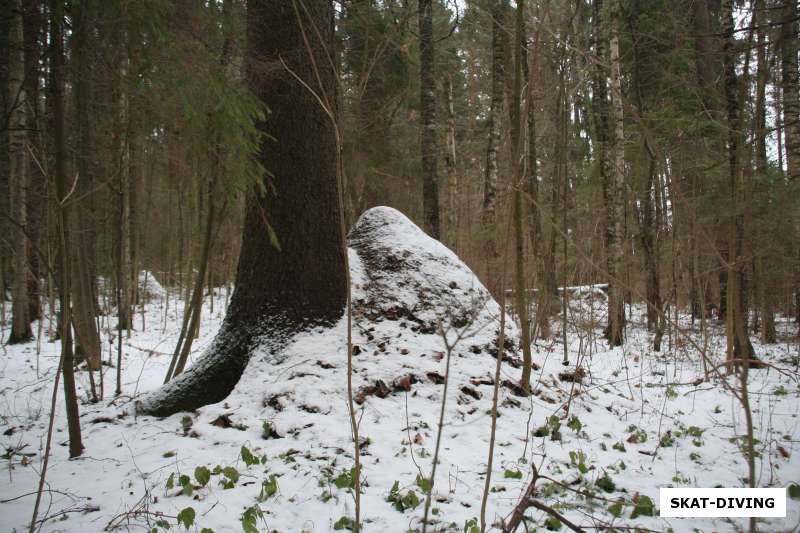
<box><xmin>419</xmin><ymin>0</ymin><xmax>440</xmax><ymax>239</ymax></box>
<box><xmin>140</xmin><ymin>0</ymin><xmax>346</xmax><ymax>416</ymax></box>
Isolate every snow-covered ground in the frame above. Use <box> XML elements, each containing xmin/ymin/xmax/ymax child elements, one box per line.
<box><xmin>1</xmin><ymin>235</ymin><xmax>799</xmax><ymax>532</ymax></box>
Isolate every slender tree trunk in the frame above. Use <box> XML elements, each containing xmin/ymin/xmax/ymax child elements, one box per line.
<box><xmin>419</xmin><ymin>0</ymin><xmax>440</xmax><ymax>240</ymax></box>
<box><xmin>116</xmin><ymin>27</ymin><xmax>133</xmax><ymax>334</ymax></box>
<box><xmin>22</xmin><ymin>0</ymin><xmax>42</xmax><ymax>325</ymax></box>
<box><xmin>166</xmin><ymin>183</ymin><xmax>216</xmax><ymax>381</ymax></box>
<box><xmin>51</xmin><ymin>0</ymin><xmax>83</xmax><ymax>457</ymax></box>
<box><xmin>781</xmin><ymin>0</ymin><xmax>800</xmax><ymax>182</ymax></box>
<box><xmin>779</xmin><ymin>0</ymin><xmax>800</xmax><ymax>325</ymax></box>
<box><xmin>444</xmin><ymin>74</ymin><xmax>458</xmax><ymax>250</ymax></box>
<box><xmin>752</xmin><ymin>0</ymin><xmax>776</xmax><ymax>343</ymax></box>
<box><xmin>522</xmin><ymin>19</ymin><xmax>549</xmax><ymax>339</ymax></box>
<box><xmin>722</xmin><ymin>0</ymin><xmax>756</xmax><ymax>367</ymax></box>
<box><xmin>482</xmin><ymin>0</ymin><xmax>508</xmax><ymax>296</ymax></box>
<box><xmin>510</xmin><ymin>0</ymin><xmax>533</xmax><ymax>392</ymax></box>
<box><xmin>606</xmin><ymin>0</ymin><xmax>625</xmax><ymax>346</ymax></box>
<box><xmin>70</xmin><ymin>0</ymin><xmax>101</xmax><ymax>370</ymax></box>
<box><xmin>7</xmin><ymin>0</ymin><xmax>32</xmax><ymax>344</ymax></box>
<box><xmin>483</xmin><ymin>0</ymin><xmax>507</xmax><ymax>222</ymax></box>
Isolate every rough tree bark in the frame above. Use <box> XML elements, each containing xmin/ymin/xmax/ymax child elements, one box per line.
<box><xmin>779</xmin><ymin>0</ymin><xmax>800</xmax><ymax>324</ymax></box>
<box><xmin>482</xmin><ymin>0</ymin><xmax>508</xmax><ymax>296</ymax></box>
<box><xmin>7</xmin><ymin>0</ymin><xmax>33</xmax><ymax>344</ymax></box>
<box><xmin>444</xmin><ymin>74</ymin><xmax>458</xmax><ymax>250</ymax></box>
<box><xmin>781</xmin><ymin>0</ymin><xmax>800</xmax><ymax>182</ymax></box>
<box><xmin>483</xmin><ymin>0</ymin><xmax>507</xmax><ymax>222</ymax></box>
<box><xmin>419</xmin><ymin>0</ymin><xmax>441</xmax><ymax>240</ymax></box>
<box><xmin>605</xmin><ymin>0</ymin><xmax>625</xmax><ymax>346</ymax></box>
<box><xmin>140</xmin><ymin>0</ymin><xmax>347</xmax><ymax>416</ymax></box>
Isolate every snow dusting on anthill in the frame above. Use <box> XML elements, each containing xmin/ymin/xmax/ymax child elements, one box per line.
<box><xmin>1</xmin><ymin>207</ymin><xmax>799</xmax><ymax>532</ymax></box>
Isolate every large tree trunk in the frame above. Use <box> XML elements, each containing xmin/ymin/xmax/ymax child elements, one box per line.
<box><xmin>140</xmin><ymin>0</ymin><xmax>346</xmax><ymax>417</ymax></box>
<box><xmin>6</xmin><ymin>0</ymin><xmax>33</xmax><ymax>344</ymax></box>
<box><xmin>419</xmin><ymin>0</ymin><xmax>440</xmax><ymax>240</ymax></box>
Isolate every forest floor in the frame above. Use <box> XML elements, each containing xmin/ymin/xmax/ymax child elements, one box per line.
<box><xmin>1</xmin><ymin>277</ymin><xmax>799</xmax><ymax>532</ymax></box>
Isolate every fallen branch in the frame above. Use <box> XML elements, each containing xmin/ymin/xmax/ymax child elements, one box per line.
<box><xmin>503</xmin><ymin>469</ymin><xmax>586</xmax><ymax>533</ymax></box>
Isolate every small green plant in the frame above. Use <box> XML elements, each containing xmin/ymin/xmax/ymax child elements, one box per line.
<box><xmin>544</xmin><ymin>516</ymin><xmax>562</xmax><ymax>531</ymax></box>
<box><xmin>262</xmin><ymin>420</ymin><xmax>280</xmax><ymax>439</ymax></box>
<box><xmin>534</xmin><ymin>424</ymin><xmax>550</xmax><ymax>438</ymax></box>
<box><xmin>608</xmin><ymin>499</ymin><xmax>624</xmax><ymax>518</ymax></box>
<box><xmin>626</xmin><ymin>425</ymin><xmax>647</xmax><ymax>443</ymax></box>
<box><xmin>177</xmin><ymin>507</ymin><xmax>195</xmax><ymax>529</ymax></box>
<box><xmin>568</xmin><ymin>451</ymin><xmax>588</xmax><ymax>474</ymax></box>
<box><xmin>463</xmin><ymin>518</ymin><xmax>480</xmax><ymax>533</ymax></box>
<box><xmin>686</xmin><ymin>426</ymin><xmax>703</xmax><ymax>437</ymax></box>
<box><xmin>258</xmin><ymin>475</ymin><xmax>278</xmax><ymax>501</ymax></box>
<box><xmin>179</xmin><ymin>474</ymin><xmax>193</xmax><ymax>496</ymax></box>
<box><xmin>415</xmin><ymin>473</ymin><xmax>432</xmax><ymax>493</ymax></box>
<box><xmin>666</xmin><ymin>386</ymin><xmax>678</xmax><ymax>399</ymax></box>
<box><xmin>333</xmin><ymin>516</ymin><xmax>355</xmax><ymax>531</ymax></box>
<box><xmin>333</xmin><ymin>467</ymin><xmax>357</xmax><ymax>491</ymax></box>
<box><xmin>386</xmin><ymin>480</ymin><xmax>421</xmax><ymax>512</ymax></box>
<box><xmin>220</xmin><ymin>466</ymin><xmax>240</xmax><ymax>489</ymax></box>
<box><xmin>152</xmin><ymin>519</ymin><xmax>171</xmax><ymax>531</ymax></box>
<box><xmin>774</xmin><ymin>385</ymin><xmax>788</xmax><ymax>396</ymax></box>
<box><xmin>181</xmin><ymin>416</ymin><xmax>193</xmax><ymax>434</ymax></box>
<box><xmin>612</xmin><ymin>441</ymin><xmax>626</xmax><ymax>452</ymax></box>
<box><xmin>240</xmin><ymin>445</ymin><xmax>260</xmax><ymax>467</ymax></box>
<box><xmin>195</xmin><ymin>466</ymin><xmax>211</xmax><ymax>487</ymax></box>
<box><xmin>241</xmin><ymin>505</ymin><xmax>263</xmax><ymax>533</ymax></box>
<box><xmin>567</xmin><ymin>416</ymin><xmax>582</xmax><ymax>432</ymax></box>
<box><xmin>631</xmin><ymin>494</ymin><xmax>655</xmax><ymax>518</ymax></box>
<box><xmin>548</xmin><ymin>415</ymin><xmax>562</xmax><ymax>441</ymax></box>
<box><xmin>596</xmin><ymin>473</ymin><xmax>616</xmax><ymax>493</ymax></box>
<box><xmin>504</xmin><ymin>468</ymin><xmax>523</xmax><ymax>479</ymax></box>
<box><xmin>659</xmin><ymin>433</ymin><xmax>675</xmax><ymax>448</ymax></box>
